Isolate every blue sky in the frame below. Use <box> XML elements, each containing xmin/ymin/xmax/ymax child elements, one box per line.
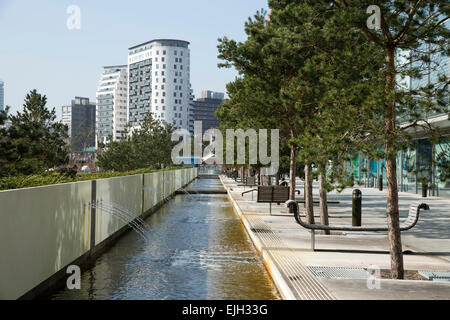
<box><xmin>0</xmin><ymin>0</ymin><xmax>268</xmax><ymax>119</ymax></box>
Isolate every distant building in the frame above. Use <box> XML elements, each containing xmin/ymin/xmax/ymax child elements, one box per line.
<box><xmin>189</xmin><ymin>91</ymin><xmax>225</xmax><ymax>135</ymax></box>
<box><xmin>201</xmin><ymin>90</ymin><xmax>224</xmax><ymax>100</ymax></box>
<box><xmin>62</xmin><ymin>97</ymin><xmax>96</xmax><ymax>153</ymax></box>
<box><xmin>0</xmin><ymin>80</ymin><xmax>4</xmax><ymax>111</ymax></box>
<box><xmin>96</xmin><ymin>65</ymin><xmax>128</xmax><ymax>145</ymax></box>
<box><xmin>128</xmin><ymin>39</ymin><xmax>191</xmax><ymax>130</ymax></box>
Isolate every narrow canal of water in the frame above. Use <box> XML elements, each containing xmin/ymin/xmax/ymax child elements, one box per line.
<box><xmin>51</xmin><ymin>178</ymin><xmax>280</xmax><ymax>300</ymax></box>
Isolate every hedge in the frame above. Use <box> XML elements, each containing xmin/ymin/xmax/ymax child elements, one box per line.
<box><xmin>0</xmin><ymin>167</ymin><xmax>191</xmax><ymax>191</ymax></box>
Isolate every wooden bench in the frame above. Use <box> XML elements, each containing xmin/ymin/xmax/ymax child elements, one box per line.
<box><xmin>225</xmin><ymin>171</ymin><xmax>239</xmax><ymax>180</ymax></box>
<box><xmin>238</xmin><ymin>176</ymin><xmax>257</xmax><ymax>189</ymax></box>
<box><xmin>285</xmin><ymin>200</ymin><xmax>430</xmax><ymax>251</ymax></box>
<box><xmin>257</xmin><ymin>186</ymin><xmax>300</xmax><ymax>215</ymax></box>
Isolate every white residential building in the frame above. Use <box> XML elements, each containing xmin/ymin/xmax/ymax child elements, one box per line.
<box><xmin>96</xmin><ymin>65</ymin><xmax>128</xmax><ymax>145</ymax></box>
<box><xmin>128</xmin><ymin>39</ymin><xmax>191</xmax><ymax>131</ymax></box>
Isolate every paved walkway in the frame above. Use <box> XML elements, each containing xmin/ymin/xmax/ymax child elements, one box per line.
<box><xmin>220</xmin><ymin>176</ymin><xmax>450</xmax><ymax>300</ymax></box>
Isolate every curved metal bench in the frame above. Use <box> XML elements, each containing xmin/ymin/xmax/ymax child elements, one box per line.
<box><xmin>286</xmin><ymin>200</ymin><xmax>430</xmax><ymax>250</ymax></box>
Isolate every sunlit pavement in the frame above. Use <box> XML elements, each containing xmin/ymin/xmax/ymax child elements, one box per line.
<box><xmin>220</xmin><ymin>176</ymin><xmax>450</xmax><ymax>300</ymax></box>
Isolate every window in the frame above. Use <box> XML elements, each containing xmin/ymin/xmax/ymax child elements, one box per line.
<box><xmin>174</xmin><ymin>65</ymin><xmax>177</xmax><ymax>69</ymax></box>
<box><xmin>155</xmin><ymin>71</ymin><xmax>158</xmax><ymax>76</ymax></box>
<box><xmin>174</xmin><ymin>50</ymin><xmax>177</xmax><ymax>55</ymax></box>
<box><xmin>180</xmin><ymin>65</ymin><xmax>183</xmax><ymax>70</ymax></box>
<box><xmin>161</xmin><ymin>99</ymin><xmax>164</xmax><ymax>103</ymax></box>
<box><xmin>174</xmin><ymin>78</ymin><xmax>177</xmax><ymax>83</ymax></box>
<box><xmin>155</xmin><ymin>106</ymin><xmax>159</xmax><ymax>110</ymax></box>
<box><xmin>161</xmin><ymin>71</ymin><xmax>165</xmax><ymax>76</ymax></box>
<box><xmin>161</xmin><ymin>112</ymin><xmax>164</xmax><ymax>118</ymax></box>
<box><xmin>155</xmin><ymin>57</ymin><xmax>158</xmax><ymax>62</ymax></box>
<box><xmin>179</xmin><ymin>58</ymin><xmax>182</xmax><ymax>63</ymax></box>
<box><xmin>162</xmin><ymin>106</ymin><xmax>166</xmax><ymax>110</ymax></box>
<box><xmin>162</xmin><ymin>92</ymin><xmax>166</xmax><ymax>97</ymax></box>
<box><xmin>155</xmin><ymin>85</ymin><xmax>158</xmax><ymax>89</ymax></box>
<box><xmin>181</xmin><ymin>51</ymin><xmax>183</xmax><ymax>56</ymax></box>
<box><xmin>161</xmin><ymin>85</ymin><xmax>165</xmax><ymax>90</ymax></box>
<box><xmin>156</xmin><ymin>64</ymin><xmax>159</xmax><ymax>69</ymax></box>
<box><xmin>162</xmin><ymin>57</ymin><xmax>165</xmax><ymax>62</ymax></box>
<box><xmin>174</xmin><ymin>92</ymin><xmax>177</xmax><ymax>97</ymax></box>
<box><xmin>174</xmin><ymin>106</ymin><xmax>177</xmax><ymax>111</ymax></box>
<box><xmin>163</xmin><ymin>78</ymin><xmax>166</xmax><ymax>83</ymax></box>
<box><xmin>163</xmin><ymin>64</ymin><xmax>166</xmax><ymax>69</ymax></box>
<box><xmin>163</xmin><ymin>50</ymin><xmax>166</xmax><ymax>55</ymax></box>
<box><xmin>156</xmin><ymin>50</ymin><xmax>159</xmax><ymax>55</ymax></box>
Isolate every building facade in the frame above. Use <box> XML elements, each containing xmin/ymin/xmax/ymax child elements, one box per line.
<box><xmin>347</xmin><ymin>43</ymin><xmax>449</xmax><ymax>198</ymax></box>
<box><xmin>96</xmin><ymin>65</ymin><xmax>128</xmax><ymax>145</ymax></box>
<box><xmin>128</xmin><ymin>39</ymin><xmax>191</xmax><ymax>130</ymax></box>
<box><xmin>189</xmin><ymin>91</ymin><xmax>225</xmax><ymax>136</ymax></box>
<box><xmin>61</xmin><ymin>97</ymin><xmax>96</xmax><ymax>153</ymax></box>
<box><xmin>0</xmin><ymin>80</ymin><xmax>4</xmax><ymax>111</ymax></box>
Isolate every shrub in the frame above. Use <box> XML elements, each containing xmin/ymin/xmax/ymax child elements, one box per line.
<box><xmin>0</xmin><ymin>166</ymin><xmax>190</xmax><ymax>191</ymax></box>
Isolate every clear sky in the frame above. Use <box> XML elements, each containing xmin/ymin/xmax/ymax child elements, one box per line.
<box><xmin>0</xmin><ymin>0</ymin><xmax>268</xmax><ymax>120</ymax></box>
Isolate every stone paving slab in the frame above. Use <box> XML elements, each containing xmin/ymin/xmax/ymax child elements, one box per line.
<box><xmin>220</xmin><ymin>176</ymin><xmax>450</xmax><ymax>300</ymax></box>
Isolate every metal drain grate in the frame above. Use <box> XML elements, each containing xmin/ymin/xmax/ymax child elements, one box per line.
<box><xmin>250</xmin><ymin>227</ymin><xmax>273</xmax><ymax>234</ymax></box>
<box><xmin>419</xmin><ymin>271</ymin><xmax>450</xmax><ymax>282</ymax></box>
<box><xmin>308</xmin><ymin>266</ymin><xmax>370</xmax><ymax>279</ymax></box>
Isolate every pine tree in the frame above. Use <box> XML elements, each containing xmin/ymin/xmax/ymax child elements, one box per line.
<box><xmin>332</xmin><ymin>0</ymin><xmax>449</xmax><ymax>279</ymax></box>
<box><xmin>0</xmin><ymin>90</ymin><xmax>69</xmax><ymax>176</ymax></box>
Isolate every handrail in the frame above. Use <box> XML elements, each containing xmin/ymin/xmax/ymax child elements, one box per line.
<box><xmin>285</xmin><ymin>199</ymin><xmax>429</xmax><ymax>251</ymax></box>
<box><xmin>285</xmin><ymin>200</ymin><xmax>429</xmax><ymax>232</ymax></box>
<box><xmin>241</xmin><ymin>188</ymin><xmax>257</xmax><ymax>197</ymax></box>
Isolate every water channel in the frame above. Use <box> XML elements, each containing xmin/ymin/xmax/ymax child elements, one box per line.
<box><xmin>51</xmin><ymin>178</ymin><xmax>280</xmax><ymax>300</ymax></box>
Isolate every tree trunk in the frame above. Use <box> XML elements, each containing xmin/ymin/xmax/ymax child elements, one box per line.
<box><xmin>275</xmin><ymin>172</ymin><xmax>280</xmax><ymax>186</ymax></box>
<box><xmin>289</xmin><ymin>146</ymin><xmax>296</xmax><ymax>213</ymax></box>
<box><xmin>305</xmin><ymin>163</ymin><xmax>314</xmax><ymax>224</ymax></box>
<box><xmin>318</xmin><ymin>163</ymin><xmax>330</xmax><ymax>235</ymax></box>
<box><xmin>385</xmin><ymin>45</ymin><xmax>404</xmax><ymax>279</ymax></box>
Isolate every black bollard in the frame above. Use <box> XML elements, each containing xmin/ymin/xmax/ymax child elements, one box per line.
<box><xmin>378</xmin><ymin>175</ymin><xmax>383</xmax><ymax>191</ymax></box>
<box><xmin>352</xmin><ymin>189</ymin><xmax>362</xmax><ymax>226</ymax></box>
<box><xmin>422</xmin><ymin>181</ymin><xmax>428</xmax><ymax>198</ymax></box>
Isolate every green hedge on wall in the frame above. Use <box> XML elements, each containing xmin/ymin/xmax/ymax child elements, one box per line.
<box><xmin>0</xmin><ymin>167</ymin><xmax>190</xmax><ymax>191</ymax></box>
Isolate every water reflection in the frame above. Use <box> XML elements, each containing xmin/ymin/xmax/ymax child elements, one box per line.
<box><xmin>51</xmin><ymin>178</ymin><xmax>280</xmax><ymax>300</ymax></box>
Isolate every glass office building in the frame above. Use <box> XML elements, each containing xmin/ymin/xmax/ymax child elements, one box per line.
<box><xmin>347</xmin><ymin>51</ymin><xmax>449</xmax><ymax>197</ymax></box>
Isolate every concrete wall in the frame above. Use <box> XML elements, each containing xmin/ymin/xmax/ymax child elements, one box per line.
<box><xmin>0</xmin><ymin>168</ymin><xmax>197</xmax><ymax>300</ymax></box>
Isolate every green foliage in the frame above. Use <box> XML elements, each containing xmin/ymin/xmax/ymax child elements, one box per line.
<box><xmin>217</xmin><ymin>1</ymin><xmax>386</xmax><ymax>192</ymax></box>
<box><xmin>97</xmin><ymin>114</ymin><xmax>176</xmax><ymax>171</ymax></box>
<box><xmin>0</xmin><ymin>90</ymin><xmax>69</xmax><ymax>177</ymax></box>
<box><xmin>0</xmin><ymin>166</ymin><xmax>187</xmax><ymax>191</ymax></box>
